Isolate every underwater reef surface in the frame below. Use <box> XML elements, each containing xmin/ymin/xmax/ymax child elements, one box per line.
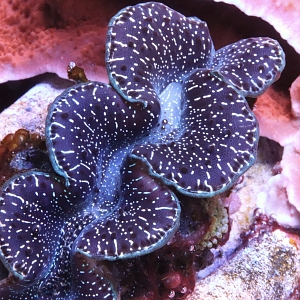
<box><xmin>0</xmin><ymin>1</ymin><xmax>300</xmax><ymax>299</ymax></box>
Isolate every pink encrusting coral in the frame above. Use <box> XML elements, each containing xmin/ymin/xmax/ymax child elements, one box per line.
<box><xmin>1</xmin><ymin>0</ymin><xmax>300</xmax><ymax>86</ymax></box>
<box><xmin>0</xmin><ymin>0</ymin><xmax>119</xmax><ymax>83</ymax></box>
<box><xmin>255</xmin><ymin>78</ymin><xmax>300</xmax><ymax>227</ymax></box>
<box><xmin>214</xmin><ymin>0</ymin><xmax>300</xmax><ymax>54</ymax></box>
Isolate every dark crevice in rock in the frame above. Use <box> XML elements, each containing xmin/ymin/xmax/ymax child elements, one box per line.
<box><xmin>0</xmin><ymin>73</ymin><xmax>73</xmax><ymax>114</ymax></box>
<box><xmin>0</xmin><ymin>73</ymin><xmax>50</xmax><ymax>113</ymax></box>
<box><xmin>257</xmin><ymin>137</ymin><xmax>284</xmax><ymax>165</ymax></box>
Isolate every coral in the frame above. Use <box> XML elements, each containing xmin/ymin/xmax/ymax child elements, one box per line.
<box><xmin>255</xmin><ymin>77</ymin><xmax>300</xmax><ymax>227</ymax></box>
<box><xmin>188</xmin><ymin>213</ymin><xmax>300</xmax><ymax>300</ymax></box>
<box><xmin>0</xmin><ymin>129</ymin><xmax>48</xmax><ymax>187</ymax></box>
<box><xmin>0</xmin><ymin>0</ymin><xmax>115</xmax><ymax>83</ymax></box>
<box><xmin>0</xmin><ymin>0</ymin><xmax>297</xmax><ymax>86</ymax></box>
<box><xmin>214</xmin><ymin>0</ymin><xmax>300</xmax><ymax>53</ymax></box>
<box><xmin>0</xmin><ymin>2</ymin><xmax>285</xmax><ymax>299</ymax></box>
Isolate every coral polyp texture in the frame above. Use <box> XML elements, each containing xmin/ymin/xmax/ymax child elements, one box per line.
<box><xmin>0</xmin><ymin>2</ymin><xmax>285</xmax><ymax>299</ymax></box>
<box><xmin>0</xmin><ymin>129</ymin><xmax>49</xmax><ymax>187</ymax></box>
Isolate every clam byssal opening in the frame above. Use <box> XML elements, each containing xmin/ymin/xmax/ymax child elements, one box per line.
<box><xmin>0</xmin><ymin>2</ymin><xmax>285</xmax><ymax>299</ymax></box>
